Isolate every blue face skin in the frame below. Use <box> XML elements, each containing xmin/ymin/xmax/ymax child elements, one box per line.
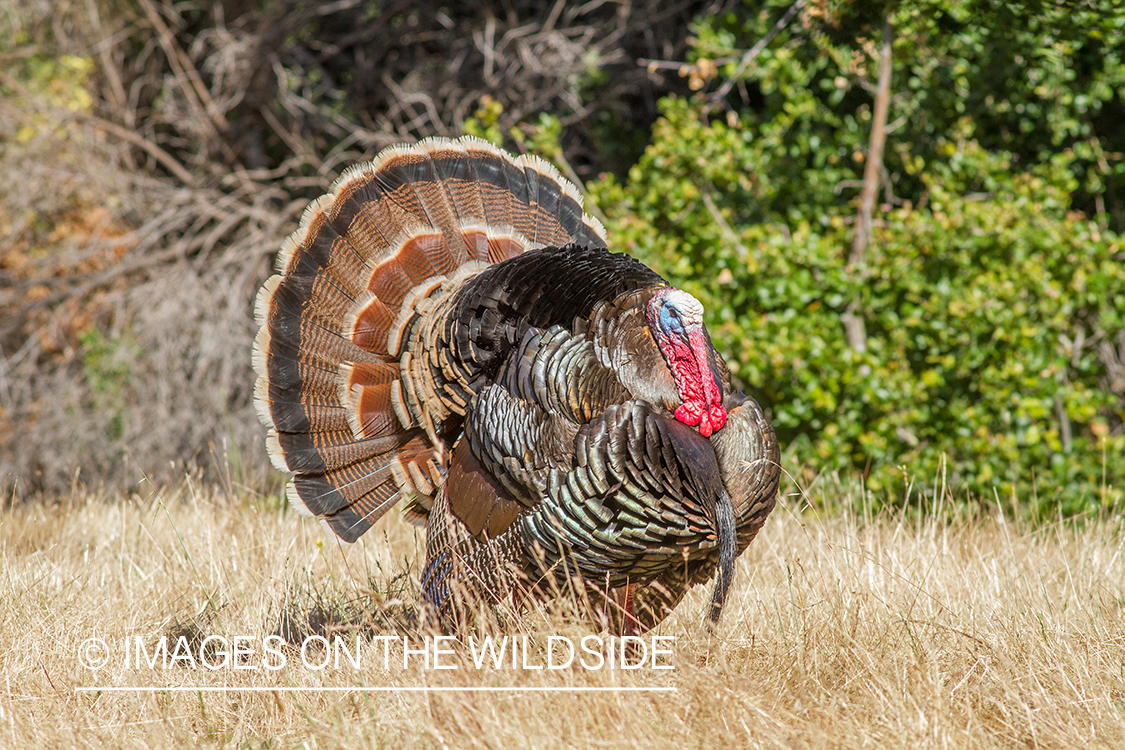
<box><xmin>657</xmin><ymin>300</ymin><xmax>688</xmax><ymax>340</ymax></box>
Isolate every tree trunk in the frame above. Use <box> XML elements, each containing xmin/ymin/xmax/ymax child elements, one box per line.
<box><xmin>844</xmin><ymin>17</ymin><xmax>893</xmax><ymax>353</ymax></box>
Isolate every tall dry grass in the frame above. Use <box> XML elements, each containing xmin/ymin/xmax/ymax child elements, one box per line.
<box><xmin>3</xmin><ymin>482</ymin><xmax>1125</xmax><ymax>748</ymax></box>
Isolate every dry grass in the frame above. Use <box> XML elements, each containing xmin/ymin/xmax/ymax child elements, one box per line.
<box><xmin>4</xmin><ymin>482</ymin><xmax>1125</xmax><ymax>749</ymax></box>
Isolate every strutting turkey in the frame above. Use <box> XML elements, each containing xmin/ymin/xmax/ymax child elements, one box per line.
<box><xmin>253</xmin><ymin>136</ymin><xmax>780</xmax><ymax>633</ymax></box>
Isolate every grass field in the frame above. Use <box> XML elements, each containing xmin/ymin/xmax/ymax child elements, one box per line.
<box><xmin>4</xmin><ymin>480</ymin><xmax>1125</xmax><ymax>749</ymax></box>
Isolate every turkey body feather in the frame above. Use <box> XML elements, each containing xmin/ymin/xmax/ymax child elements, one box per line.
<box><xmin>253</xmin><ymin>136</ymin><xmax>780</xmax><ymax>633</ymax></box>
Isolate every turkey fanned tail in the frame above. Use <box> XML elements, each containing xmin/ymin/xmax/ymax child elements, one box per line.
<box><xmin>253</xmin><ymin>135</ymin><xmax>780</xmax><ymax>632</ymax></box>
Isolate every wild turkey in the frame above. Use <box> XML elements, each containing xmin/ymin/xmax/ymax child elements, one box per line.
<box><xmin>253</xmin><ymin>136</ymin><xmax>780</xmax><ymax>633</ymax></box>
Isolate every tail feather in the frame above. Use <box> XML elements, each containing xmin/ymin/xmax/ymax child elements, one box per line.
<box><xmin>525</xmin><ymin>160</ymin><xmax>564</xmax><ymax>246</ymax></box>
<box><xmin>404</xmin><ymin>141</ymin><xmax>484</xmax><ymax>262</ymax></box>
<box><xmin>288</xmin><ymin>432</ymin><xmax>432</xmax><ymax>508</ymax></box>
<box><xmin>458</xmin><ymin>224</ymin><xmax>531</xmax><ymax>265</ymax></box>
<box><xmin>255</xmin><ymin>135</ymin><xmax>607</xmax><ymax>543</ymax></box>
<box><xmin>289</xmin><ymin>466</ymin><xmax>401</xmax><ymax>541</ymax></box>
<box><xmin>257</xmin><ymin>320</ymin><xmax>374</xmax><ymax>398</ymax></box>
<box><xmin>342</xmin><ymin>291</ymin><xmax>398</xmax><ymax>356</ymax></box>
<box><xmin>428</xmin><ymin>141</ymin><xmax>491</xmax><ymax>237</ymax></box>
<box><xmin>338</xmin><ymin>360</ymin><xmax>407</xmax><ymax>439</ymax></box>
<box><xmin>279</xmin><ymin>428</ymin><xmax>426</xmax><ymax>475</ymax></box>
<box><xmin>381</xmin><ymin>229</ymin><xmax>449</xmax><ymax>283</ymax></box>
<box><xmin>261</xmin><ymin>395</ymin><xmax>351</xmax><ymax>437</ymax></box>
<box><xmin>329</xmin><ymin>176</ymin><xmax>398</xmax><ymax>258</ymax></box>
<box><xmin>276</xmin><ymin>202</ymin><xmax>367</xmax><ymax>324</ymax></box>
<box><xmin>365</xmin><ymin>147</ymin><xmax>470</xmax><ymax>266</ymax></box>
<box><xmin>519</xmin><ymin>161</ymin><xmax>545</xmax><ymax>246</ymax></box>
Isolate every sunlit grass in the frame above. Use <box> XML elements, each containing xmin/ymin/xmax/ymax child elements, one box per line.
<box><xmin>3</xmin><ymin>479</ymin><xmax>1124</xmax><ymax>748</ymax></box>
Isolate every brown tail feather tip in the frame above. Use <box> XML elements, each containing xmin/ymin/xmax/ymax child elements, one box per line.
<box><xmin>345</xmin><ymin>275</ymin><xmax>448</xmax><ymax>358</ymax></box>
<box><xmin>276</xmin><ymin>194</ymin><xmax>336</xmax><ymax>276</ymax></box>
<box><xmin>340</xmin><ymin>136</ymin><xmax>568</xmax><ymax>200</ymax></box>
<box><xmin>342</xmin><ymin>290</ymin><xmax>394</xmax><ymax>355</ymax></box>
<box><xmin>330</xmin><ymin>136</ymin><xmax>604</xmax><ymax>247</ymax></box>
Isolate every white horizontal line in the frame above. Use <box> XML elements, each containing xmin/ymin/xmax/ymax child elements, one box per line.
<box><xmin>76</xmin><ymin>686</ymin><xmax>676</xmax><ymax>693</ymax></box>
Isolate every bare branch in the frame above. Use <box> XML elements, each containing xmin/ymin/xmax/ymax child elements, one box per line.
<box><xmin>843</xmin><ymin>17</ymin><xmax>893</xmax><ymax>354</ymax></box>
<box><xmin>136</xmin><ymin>0</ymin><xmax>229</xmax><ymax>135</ymax></box>
<box><xmin>707</xmin><ymin>0</ymin><xmax>804</xmax><ymax>108</ymax></box>
<box><xmin>80</xmin><ymin>112</ymin><xmax>198</xmax><ymax>186</ymax></box>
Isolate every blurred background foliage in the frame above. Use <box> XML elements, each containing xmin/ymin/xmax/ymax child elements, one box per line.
<box><xmin>1</xmin><ymin>0</ymin><xmax>1122</xmax><ymax>517</ymax></box>
<box><xmin>587</xmin><ymin>0</ymin><xmax>1125</xmax><ymax>516</ymax></box>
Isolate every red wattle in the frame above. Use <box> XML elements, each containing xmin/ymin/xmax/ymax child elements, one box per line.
<box><xmin>675</xmin><ymin>403</ymin><xmax>702</xmax><ymax>426</ymax></box>
<box><xmin>698</xmin><ymin>417</ymin><xmax>714</xmax><ymax>438</ymax></box>
<box><xmin>656</xmin><ymin>318</ymin><xmax>728</xmax><ymax>437</ymax></box>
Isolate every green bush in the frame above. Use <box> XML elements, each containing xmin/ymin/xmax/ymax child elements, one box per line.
<box><xmin>589</xmin><ymin>3</ymin><xmax>1125</xmax><ymax>516</ymax></box>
